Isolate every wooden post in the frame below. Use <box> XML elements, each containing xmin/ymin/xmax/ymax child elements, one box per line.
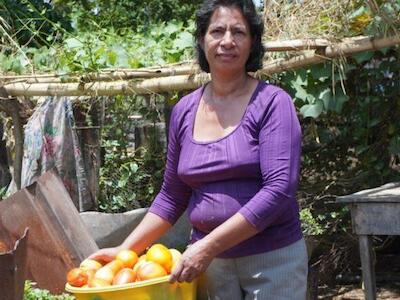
<box><xmin>73</xmin><ymin>100</ymin><xmax>102</xmax><ymax>209</ymax></box>
<box><xmin>0</xmin><ymin>120</ymin><xmax>12</xmax><ymax>188</ymax></box>
<box><xmin>0</xmin><ymin>87</ymin><xmax>23</xmax><ymax>190</ymax></box>
<box><xmin>359</xmin><ymin>235</ymin><xmax>377</xmax><ymax>300</ymax></box>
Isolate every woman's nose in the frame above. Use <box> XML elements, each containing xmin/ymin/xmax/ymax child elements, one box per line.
<box><xmin>220</xmin><ymin>31</ymin><xmax>234</xmax><ymax>48</ymax></box>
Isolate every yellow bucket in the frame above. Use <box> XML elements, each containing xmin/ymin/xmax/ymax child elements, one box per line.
<box><xmin>65</xmin><ymin>276</ymin><xmax>197</xmax><ymax>300</ymax></box>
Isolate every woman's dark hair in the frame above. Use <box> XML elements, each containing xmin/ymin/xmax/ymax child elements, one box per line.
<box><xmin>195</xmin><ymin>0</ymin><xmax>264</xmax><ymax>73</ymax></box>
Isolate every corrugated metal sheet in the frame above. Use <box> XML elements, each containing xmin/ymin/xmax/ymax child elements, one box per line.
<box><xmin>0</xmin><ymin>169</ymin><xmax>98</xmax><ymax>293</ymax></box>
<box><xmin>0</xmin><ymin>228</ymin><xmax>28</xmax><ymax>300</ymax></box>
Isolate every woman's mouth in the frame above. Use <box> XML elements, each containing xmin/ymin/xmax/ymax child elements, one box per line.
<box><xmin>217</xmin><ymin>53</ymin><xmax>236</xmax><ymax>60</ymax></box>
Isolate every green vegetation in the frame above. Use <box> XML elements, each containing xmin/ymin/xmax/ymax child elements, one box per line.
<box><xmin>279</xmin><ymin>47</ymin><xmax>400</xmax><ymax>237</ymax></box>
<box><xmin>98</xmin><ymin>94</ymin><xmax>166</xmax><ymax>211</ymax></box>
<box><xmin>24</xmin><ymin>281</ymin><xmax>74</xmax><ymax>300</ymax></box>
<box><xmin>0</xmin><ymin>186</ymin><xmax>7</xmax><ymax>200</ymax></box>
<box><xmin>0</xmin><ymin>20</ymin><xmax>195</xmax><ymax>74</ymax></box>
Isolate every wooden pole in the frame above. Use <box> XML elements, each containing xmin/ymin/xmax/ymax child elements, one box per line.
<box><xmin>3</xmin><ymin>74</ymin><xmax>210</xmax><ymax>97</ymax></box>
<box><xmin>259</xmin><ymin>35</ymin><xmax>400</xmax><ymax>75</ymax></box>
<box><xmin>0</xmin><ymin>39</ymin><xmax>331</xmax><ymax>84</ymax></box>
<box><xmin>0</xmin><ymin>65</ymin><xmax>199</xmax><ymax>84</ymax></box>
<box><xmin>264</xmin><ymin>39</ymin><xmax>330</xmax><ymax>51</ymax></box>
<box><xmin>2</xmin><ymin>35</ymin><xmax>399</xmax><ymax>96</ymax></box>
<box><xmin>0</xmin><ymin>87</ymin><xmax>23</xmax><ymax>189</ymax></box>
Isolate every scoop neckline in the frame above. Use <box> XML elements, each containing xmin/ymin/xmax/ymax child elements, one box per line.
<box><xmin>190</xmin><ymin>80</ymin><xmax>263</xmax><ymax>145</ymax></box>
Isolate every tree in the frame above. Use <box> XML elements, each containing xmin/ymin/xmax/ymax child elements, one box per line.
<box><xmin>52</xmin><ymin>0</ymin><xmax>203</xmax><ymax>33</ymax></box>
<box><xmin>0</xmin><ymin>0</ymin><xmax>72</xmax><ymax>47</ymax></box>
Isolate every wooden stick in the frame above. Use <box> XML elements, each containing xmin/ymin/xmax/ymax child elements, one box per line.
<box><xmin>3</xmin><ymin>74</ymin><xmax>210</xmax><ymax>96</ymax></box>
<box><xmin>0</xmin><ymin>37</ymin><xmax>362</xmax><ymax>84</ymax></box>
<box><xmin>1</xmin><ymin>65</ymin><xmax>199</xmax><ymax>84</ymax></box>
<box><xmin>259</xmin><ymin>51</ymin><xmax>324</xmax><ymax>76</ymax></box>
<box><xmin>0</xmin><ymin>38</ymin><xmax>330</xmax><ymax>84</ymax></box>
<box><xmin>2</xmin><ymin>35</ymin><xmax>399</xmax><ymax>96</ymax></box>
<box><xmin>264</xmin><ymin>39</ymin><xmax>330</xmax><ymax>51</ymax></box>
<box><xmin>259</xmin><ymin>35</ymin><xmax>400</xmax><ymax>75</ymax></box>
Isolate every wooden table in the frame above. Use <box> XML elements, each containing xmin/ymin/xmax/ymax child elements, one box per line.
<box><xmin>336</xmin><ymin>182</ymin><xmax>400</xmax><ymax>300</ymax></box>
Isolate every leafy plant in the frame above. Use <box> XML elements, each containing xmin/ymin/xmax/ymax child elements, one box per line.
<box><xmin>0</xmin><ymin>0</ymin><xmax>72</xmax><ymax>47</ymax></box>
<box><xmin>24</xmin><ymin>281</ymin><xmax>74</xmax><ymax>300</ymax></box>
<box><xmin>97</xmin><ymin>94</ymin><xmax>166</xmax><ymax>212</ymax></box>
<box><xmin>52</xmin><ymin>0</ymin><xmax>202</xmax><ymax>33</ymax></box>
<box><xmin>300</xmin><ymin>208</ymin><xmax>325</xmax><ymax>236</ymax></box>
<box><xmin>99</xmin><ymin>140</ymin><xmax>165</xmax><ymax>212</ymax></box>
<box><xmin>0</xmin><ymin>19</ymin><xmax>195</xmax><ymax>74</ymax></box>
<box><xmin>0</xmin><ymin>186</ymin><xmax>7</xmax><ymax>201</ymax></box>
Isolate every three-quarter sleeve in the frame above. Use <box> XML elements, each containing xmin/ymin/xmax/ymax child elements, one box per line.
<box><xmin>238</xmin><ymin>91</ymin><xmax>302</xmax><ymax>231</ymax></box>
<box><xmin>148</xmin><ymin>104</ymin><xmax>192</xmax><ymax>225</ymax></box>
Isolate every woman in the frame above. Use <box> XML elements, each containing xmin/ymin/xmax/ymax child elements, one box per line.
<box><xmin>90</xmin><ymin>0</ymin><xmax>308</xmax><ymax>299</ymax></box>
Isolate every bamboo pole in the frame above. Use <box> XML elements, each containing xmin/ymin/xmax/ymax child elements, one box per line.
<box><xmin>3</xmin><ymin>74</ymin><xmax>210</xmax><ymax>97</ymax></box>
<box><xmin>259</xmin><ymin>51</ymin><xmax>324</xmax><ymax>76</ymax></box>
<box><xmin>0</xmin><ymin>39</ymin><xmax>330</xmax><ymax>84</ymax></box>
<box><xmin>259</xmin><ymin>35</ymin><xmax>400</xmax><ymax>75</ymax></box>
<box><xmin>264</xmin><ymin>39</ymin><xmax>330</xmax><ymax>51</ymax></box>
<box><xmin>1</xmin><ymin>65</ymin><xmax>199</xmax><ymax>84</ymax></box>
<box><xmin>2</xmin><ymin>35</ymin><xmax>399</xmax><ymax>96</ymax></box>
<box><xmin>326</xmin><ymin>35</ymin><xmax>400</xmax><ymax>56</ymax></box>
<box><xmin>0</xmin><ymin>36</ymin><xmax>384</xmax><ymax>85</ymax></box>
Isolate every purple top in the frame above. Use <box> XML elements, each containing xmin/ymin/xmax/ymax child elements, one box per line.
<box><xmin>149</xmin><ymin>81</ymin><xmax>303</xmax><ymax>258</ymax></box>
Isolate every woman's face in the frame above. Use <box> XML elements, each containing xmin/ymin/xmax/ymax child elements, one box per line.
<box><xmin>201</xmin><ymin>6</ymin><xmax>252</xmax><ymax>75</ymax></box>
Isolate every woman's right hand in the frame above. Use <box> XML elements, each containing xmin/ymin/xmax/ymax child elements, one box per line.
<box><xmin>88</xmin><ymin>246</ymin><xmax>123</xmax><ymax>263</ymax></box>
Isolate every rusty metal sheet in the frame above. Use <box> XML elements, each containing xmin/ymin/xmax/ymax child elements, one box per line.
<box><xmin>0</xmin><ymin>169</ymin><xmax>99</xmax><ymax>294</ymax></box>
<box><xmin>0</xmin><ymin>228</ymin><xmax>29</xmax><ymax>300</ymax></box>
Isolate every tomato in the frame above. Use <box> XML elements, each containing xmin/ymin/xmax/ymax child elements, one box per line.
<box><xmin>146</xmin><ymin>244</ymin><xmax>173</xmax><ymax>273</ymax></box>
<box><xmin>116</xmin><ymin>249</ymin><xmax>138</xmax><ymax>268</ymax></box>
<box><xmin>88</xmin><ymin>278</ymin><xmax>111</xmax><ymax>288</ymax></box>
<box><xmin>67</xmin><ymin>268</ymin><xmax>89</xmax><ymax>287</ymax></box>
<box><xmin>112</xmin><ymin>268</ymin><xmax>136</xmax><ymax>285</ymax></box>
<box><xmin>94</xmin><ymin>266</ymin><xmax>115</xmax><ymax>284</ymax></box>
<box><xmin>136</xmin><ymin>261</ymin><xmax>167</xmax><ymax>281</ymax></box>
<box><xmin>169</xmin><ymin>248</ymin><xmax>182</xmax><ymax>272</ymax></box>
<box><xmin>80</xmin><ymin>259</ymin><xmax>103</xmax><ymax>271</ymax></box>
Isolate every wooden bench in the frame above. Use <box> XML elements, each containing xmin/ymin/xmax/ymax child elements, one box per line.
<box><xmin>336</xmin><ymin>182</ymin><xmax>400</xmax><ymax>300</ymax></box>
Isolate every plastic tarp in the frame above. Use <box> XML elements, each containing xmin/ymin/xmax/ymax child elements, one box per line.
<box><xmin>18</xmin><ymin>97</ymin><xmax>94</xmax><ymax>211</ymax></box>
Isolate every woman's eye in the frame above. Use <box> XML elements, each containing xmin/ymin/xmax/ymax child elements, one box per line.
<box><xmin>233</xmin><ymin>30</ymin><xmax>245</xmax><ymax>35</ymax></box>
<box><xmin>211</xmin><ymin>28</ymin><xmax>223</xmax><ymax>34</ymax></box>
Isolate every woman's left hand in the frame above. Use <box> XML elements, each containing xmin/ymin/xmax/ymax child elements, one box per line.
<box><xmin>169</xmin><ymin>239</ymin><xmax>215</xmax><ymax>283</ymax></box>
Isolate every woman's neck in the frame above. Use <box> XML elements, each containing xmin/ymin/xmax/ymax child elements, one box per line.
<box><xmin>208</xmin><ymin>71</ymin><xmax>250</xmax><ymax>101</ymax></box>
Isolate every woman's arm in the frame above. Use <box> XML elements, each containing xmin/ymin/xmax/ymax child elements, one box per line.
<box><xmin>119</xmin><ymin>212</ymin><xmax>172</xmax><ymax>254</ymax></box>
<box><xmin>89</xmin><ymin>212</ymin><xmax>172</xmax><ymax>262</ymax></box>
<box><xmin>239</xmin><ymin>90</ymin><xmax>301</xmax><ymax>232</ymax></box>
<box><xmin>170</xmin><ymin>213</ymin><xmax>257</xmax><ymax>282</ymax></box>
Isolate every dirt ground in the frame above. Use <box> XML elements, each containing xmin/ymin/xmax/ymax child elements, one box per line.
<box><xmin>316</xmin><ymin>251</ymin><xmax>400</xmax><ymax>300</ymax></box>
<box><xmin>319</xmin><ymin>284</ymin><xmax>400</xmax><ymax>299</ymax></box>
